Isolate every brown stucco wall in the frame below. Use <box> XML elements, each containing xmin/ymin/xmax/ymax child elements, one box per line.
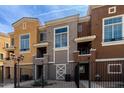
<box><xmin>78</xmin><ymin>21</ymin><xmax>91</xmax><ymax>37</ymax></box>
<box><xmin>46</xmin><ymin>19</ymin><xmax>78</xmax><ymax>63</ymax></box>
<box><xmin>91</xmin><ymin>5</ymin><xmax>124</xmax><ymax>59</ymax></box>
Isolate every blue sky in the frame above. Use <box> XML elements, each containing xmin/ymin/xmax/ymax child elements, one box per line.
<box><xmin>0</xmin><ymin>5</ymin><xmax>88</xmax><ymax>33</ymax></box>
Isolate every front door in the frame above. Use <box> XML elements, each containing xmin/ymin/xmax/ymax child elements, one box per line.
<box><xmin>80</xmin><ymin>63</ymin><xmax>89</xmax><ymax>80</ymax></box>
<box><xmin>56</xmin><ymin>64</ymin><xmax>66</xmax><ymax>80</ymax></box>
<box><xmin>37</xmin><ymin>65</ymin><xmax>43</xmax><ymax>79</ymax></box>
<box><xmin>6</xmin><ymin>67</ymin><xmax>10</xmax><ymax>79</ymax></box>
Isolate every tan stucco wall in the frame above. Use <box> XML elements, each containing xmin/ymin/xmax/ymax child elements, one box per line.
<box><xmin>0</xmin><ymin>35</ymin><xmax>10</xmax><ymax>65</ymax></box>
<box><xmin>13</xmin><ymin>19</ymin><xmax>40</xmax><ymax>64</ymax></box>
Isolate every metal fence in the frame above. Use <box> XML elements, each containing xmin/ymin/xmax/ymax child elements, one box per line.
<box><xmin>79</xmin><ymin>60</ymin><xmax>124</xmax><ymax>88</ymax></box>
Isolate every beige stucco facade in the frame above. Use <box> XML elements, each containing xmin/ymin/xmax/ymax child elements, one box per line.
<box><xmin>0</xmin><ymin>33</ymin><xmax>10</xmax><ymax>65</ymax></box>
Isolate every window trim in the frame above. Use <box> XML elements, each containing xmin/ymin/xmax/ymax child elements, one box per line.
<box><xmin>107</xmin><ymin>64</ymin><xmax>122</xmax><ymax>74</ymax></box>
<box><xmin>54</xmin><ymin>25</ymin><xmax>69</xmax><ymax>50</ymax></box>
<box><xmin>108</xmin><ymin>6</ymin><xmax>116</xmax><ymax>14</ymax></box>
<box><xmin>5</xmin><ymin>42</ymin><xmax>9</xmax><ymax>48</ymax></box>
<box><xmin>0</xmin><ymin>53</ymin><xmax>4</xmax><ymax>60</ymax></box>
<box><xmin>40</xmin><ymin>32</ymin><xmax>47</xmax><ymax>42</ymax></box>
<box><xmin>102</xmin><ymin>14</ymin><xmax>124</xmax><ymax>46</ymax></box>
<box><xmin>22</xmin><ymin>22</ymin><xmax>26</xmax><ymax>30</ymax></box>
<box><xmin>19</xmin><ymin>33</ymin><xmax>30</xmax><ymax>53</ymax></box>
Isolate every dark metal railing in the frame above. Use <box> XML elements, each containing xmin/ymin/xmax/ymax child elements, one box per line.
<box><xmin>79</xmin><ymin>49</ymin><xmax>90</xmax><ymax>55</ymax></box>
<box><xmin>104</xmin><ymin>37</ymin><xmax>123</xmax><ymax>42</ymax></box>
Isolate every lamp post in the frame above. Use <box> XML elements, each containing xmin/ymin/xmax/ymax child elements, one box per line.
<box><xmin>11</xmin><ymin>54</ymin><xmax>24</xmax><ymax>88</ymax></box>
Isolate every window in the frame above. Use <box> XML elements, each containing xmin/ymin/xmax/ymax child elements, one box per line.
<box><xmin>0</xmin><ymin>53</ymin><xmax>3</xmax><ymax>60</ymax></box>
<box><xmin>55</xmin><ymin>26</ymin><xmax>68</xmax><ymax>48</ymax></box>
<box><xmin>103</xmin><ymin>17</ymin><xmax>123</xmax><ymax>42</ymax></box>
<box><xmin>40</xmin><ymin>32</ymin><xmax>46</xmax><ymax>42</ymax></box>
<box><xmin>108</xmin><ymin>6</ymin><xmax>116</xmax><ymax>14</ymax></box>
<box><xmin>78</xmin><ymin>24</ymin><xmax>82</xmax><ymax>32</ymax></box>
<box><xmin>20</xmin><ymin>34</ymin><xmax>30</xmax><ymax>52</ymax></box>
<box><xmin>5</xmin><ymin>43</ymin><xmax>9</xmax><ymax>48</ymax></box>
<box><xmin>108</xmin><ymin>64</ymin><xmax>122</xmax><ymax>74</ymax></box>
<box><xmin>22</xmin><ymin>22</ymin><xmax>26</xmax><ymax>30</ymax></box>
<box><xmin>11</xmin><ymin>38</ymin><xmax>14</xmax><ymax>46</ymax></box>
<box><xmin>80</xmin><ymin>65</ymin><xmax>85</xmax><ymax>73</ymax></box>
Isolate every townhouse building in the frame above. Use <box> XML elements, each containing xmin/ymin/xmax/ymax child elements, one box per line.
<box><xmin>0</xmin><ymin>32</ymin><xmax>10</xmax><ymax>66</ymax></box>
<box><xmin>3</xmin><ymin>5</ymin><xmax>124</xmax><ymax>81</ymax></box>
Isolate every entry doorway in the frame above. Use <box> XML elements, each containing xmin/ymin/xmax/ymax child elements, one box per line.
<box><xmin>6</xmin><ymin>67</ymin><xmax>10</xmax><ymax>79</ymax></box>
<box><xmin>36</xmin><ymin>65</ymin><xmax>43</xmax><ymax>79</ymax></box>
<box><xmin>79</xmin><ymin>63</ymin><xmax>89</xmax><ymax>80</ymax></box>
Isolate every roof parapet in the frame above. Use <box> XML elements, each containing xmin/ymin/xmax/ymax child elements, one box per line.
<box><xmin>45</xmin><ymin>14</ymin><xmax>79</xmax><ymax>26</ymax></box>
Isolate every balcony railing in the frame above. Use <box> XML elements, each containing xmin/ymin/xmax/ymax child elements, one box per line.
<box><xmin>33</xmin><ymin>54</ymin><xmax>48</xmax><ymax>65</ymax></box>
<box><xmin>4</xmin><ymin>45</ymin><xmax>15</xmax><ymax>51</ymax></box>
<box><xmin>79</xmin><ymin>49</ymin><xmax>90</xmax><ymax>55</ymax></box>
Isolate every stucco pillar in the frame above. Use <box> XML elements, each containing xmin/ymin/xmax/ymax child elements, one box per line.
<box><xmin>43</xmin><ymin>54</ymin><xmax>48</xmax><ymax>80</ymax></box>
<box><xmin>90</xmin><ymin>48</ymin><xmax>96</xmax><ymax>81</ymax></box>
<box><xmin>73</xmin><ymin>51</ymin><xmax>79</xmax><ymax>62</ymax></box>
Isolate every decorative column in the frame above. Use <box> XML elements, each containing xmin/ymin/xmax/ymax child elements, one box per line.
<box><xmin>73</xmin><ymin>51</ymin><xmax>79</xmax><ymax>62</ymax></box>
<box><xmin>43</xmin><ymin>54</ymin><xmax>48</xmax><ymax>81</ymax></box>
<box><xmin>90</xmin><ymin>48</ymin><xmax>96</xmax><ymax>81</ymax></box>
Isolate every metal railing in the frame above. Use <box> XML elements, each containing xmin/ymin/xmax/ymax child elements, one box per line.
<box><xmin>104</xmin><ymin>37</ymin><xmax>124</xmax><ymax>42</ymax></box>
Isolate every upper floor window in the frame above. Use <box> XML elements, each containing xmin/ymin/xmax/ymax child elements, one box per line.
<box><xmin>0</xmin><ymin>53</ymin><xmax>3</xmax><ymax>60</ymax></box>
<box><xmin>20</xmin><ymin>34</ymin><xmax>30</xmax><ymax>52</ymax></box>
<box><xmin>78</xmin><ymin>24</ymin><xmax>82</xmax><ymax>32</ymax></box>
<box><xmin>55</xmin><ymin>26</ymin><xmax>68</xmax><ymax>48</ymax></box>
<box><xmin>108</xmin><ymin>6</ymin><xmax>116</xmax><ymax>14</ymax></box>
<box><xmin>103</xmin><ymin>16</ymin><xmax>123</xmax><ymax>42</ymax></box>
<box><xmin>5</xmin><ymin>43</ymin><xmax>9</xmax><ymax>48</ymax></box>
<box><xmin>11</xmin><ymin>38</ymin><xmax>14</xmax><ymax>46</ymax></box>
<box><xmin>40</xmin><ymin>32</ymin><xmax>46</xmax><ymax>42</ymax></box>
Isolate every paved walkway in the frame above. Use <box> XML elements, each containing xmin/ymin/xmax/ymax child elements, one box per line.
<box><xmin>44</xmin><ymin>80</ymin><xmax>76</xmax><ymax>88</ymax></box>
<box><xmin>80</xmin><ymin>80</ymin><xmax>103</xmax><ymax>88</ymax></box>
<box><xmin>0</xmin><ymin>80</ymin><xmax>77</xmax><ymax>88</ymax></box>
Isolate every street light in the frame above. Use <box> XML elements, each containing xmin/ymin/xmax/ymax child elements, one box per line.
<box><xmin>11</xmin><ymin>54</ymin><xmax>24</xmax><ymax>87</ymax></box>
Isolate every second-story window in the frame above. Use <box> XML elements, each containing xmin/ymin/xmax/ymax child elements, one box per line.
<box><xmin>20</xmin><ymin>34</ymin><xmax>30</xmax><ymax>52</ymax></box>
<box><xmin>0</xmin><ymin>53</ymin><xmax>3</xmax><ymax>60</ymax></box>
<box><xmin>55</xmin><ymin>26</ymin><xmax>68</xmax><ymax>48</ymax></box>
<box><xmin>40</xmin><ymin>32</ymin><xmax>46</xmax><ymax>42</ymax></box>
<box><xmin>78</xmin><ymin>24</ymin><xmax>82</xmax><ymax>32</ymax></box>
<box><xmin>5</xmin><ymin>43</ymin><xmax>9</xmax><ymax>48</ymax></box>
<box><xmin>11</xmin><ymin>38</ymin><xmax>14</xmax><ymax>46</ymax></box>
<box><xmin>103</xmin><ymin>16</ymin><xmax>123</xmax><ymax>42</ymax></box>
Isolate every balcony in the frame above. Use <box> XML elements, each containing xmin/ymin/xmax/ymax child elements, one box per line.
<box><xmin>73</xmin><ymin>48</ymin><xmax>96</xmax><ymax>63</ymax></box>
<box><xmin>73</xmin><ymin>51</ymin><xmax>91</xmax><ymax>62</ymax></box>
<box><xmin>4</xmin><ymin>45</ymin><xmax>15</xmax><ymax>52</ymax></box>
<box><xmin>33</xmin><ymin>54</ymin><xmax>48</xmax><ymax>65</ymax></box>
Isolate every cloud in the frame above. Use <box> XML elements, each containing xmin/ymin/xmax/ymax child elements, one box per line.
<box><xmin>0</xmin><ymin>23</ymin><xmax>12</xmax><ymax>33</ymax></box>
<box><xmin>0</xmin><ymin>5</ymin><xmax>88</xmax><ymax>33</ymax></box>
<box><xmin>34</xmin><ymin>5</ymin><xmax>88</xmax><ymax>22</ymax></box>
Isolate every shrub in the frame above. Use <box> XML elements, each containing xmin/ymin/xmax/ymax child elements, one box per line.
<box><xmin>32</xmin><ymin>79</ymin><xmax>47</xmax><ymax>87</ymax></box>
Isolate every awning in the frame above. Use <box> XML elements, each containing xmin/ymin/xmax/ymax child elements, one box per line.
<box><xmin>33</xmin><ymin>42</ymin><xmax>48</xmax><ymax>48</ymax></box>
<box><xmin>74</xmin><ymin>35</ymin><xmax>96</xmax><ymax>43</ymax></box>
